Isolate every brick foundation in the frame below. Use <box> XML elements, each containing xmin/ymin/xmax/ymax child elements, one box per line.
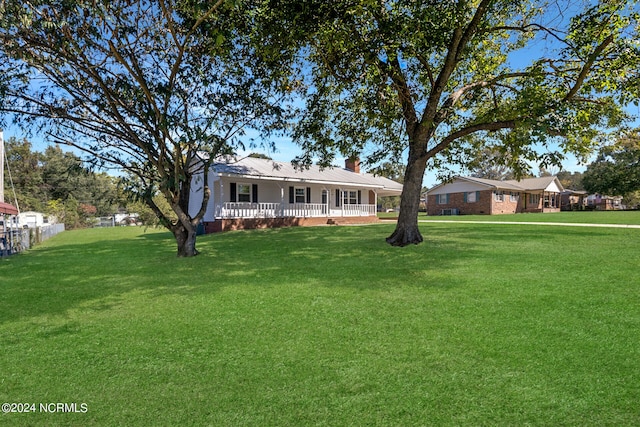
<box><xmin>204</xmin><ymin>216</ymin><xmax>380</xmax><ymax>233</ymax></box>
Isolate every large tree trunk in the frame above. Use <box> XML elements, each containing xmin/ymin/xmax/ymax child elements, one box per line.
<box><xmin>386</xmin><ymin>153</ymin><xmax>428</xmax><ymax>246</ymax></box>
<box><xmin>170</xmin><ymin>170</ymin><xmax>207</xmax><ymax>258</ymax></box>
<box><xmin>173</xmin><ymin>223</ymin><xmax>199</xmax><ymax>257</ymax></box>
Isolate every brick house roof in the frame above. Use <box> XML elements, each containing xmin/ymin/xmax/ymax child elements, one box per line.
<box><xmin>427</xmin><ymin>176</ymin><xmax>564</xmax><ymax>194</ymax></box>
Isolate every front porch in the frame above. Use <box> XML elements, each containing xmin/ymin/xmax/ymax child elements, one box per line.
<box><xmin>206</xmin><ymin>202</ymin><xmax>379</xmax><ymax>233</ymax></box>
<box><xmin>215</xmin><ymin>202</ymin><xmax>377</xmax><ymax>219</ymax></box>
<box><xmin>520</xmin><ymin>191</ymin><xmax>562</xmax><ymax>213</ymax></box>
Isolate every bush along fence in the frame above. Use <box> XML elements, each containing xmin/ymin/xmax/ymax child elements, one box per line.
<box><xmin>1</xmin><ymin>223</ymin><xmax>65</xmax><ymax>257</ymax></box>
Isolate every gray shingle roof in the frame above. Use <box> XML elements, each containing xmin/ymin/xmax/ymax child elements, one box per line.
<box><xmin>212</xmin><ymin>157</ymin><xmax>403</xmax><ymax>195</ymax></box>
<box><xmin>428</xmin><ymin>175</ymin><xmax>564</xmax><ymax>193</ymax></box>
<box><xmin>459</xmin><ymin>176</ymin><xmax>524</xmax><ymax>191</ymax></box>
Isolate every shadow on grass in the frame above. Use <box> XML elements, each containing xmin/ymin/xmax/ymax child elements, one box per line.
<box><xmin>0</xmin><ymin>228</ymin><xmax>187</xmax><ymax>324</ymax></box>
<box><xmin>0</xmin><ymin>222</ymin><xmax>620</xmax><ymax>324</ymax></box>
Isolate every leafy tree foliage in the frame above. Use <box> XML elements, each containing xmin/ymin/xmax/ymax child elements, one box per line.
<box><xmin>368</xmin><ymin>161</ymin><xmax>405</xmax><ymax>184</ymax></box>
<box><xmin>2</xmin><ymin>137</ymin><xmax>47</xmax><ymax>210</ymax></box>
<box><xmin>467</xmin><ymin>147</ymin><xmax>517</xmax><ymax>181</ymax></box>
<box><xmin>247</xmin><ymin>152</ymin><xmax>273</xmax><ymax>160</ymax></box>
<box><xmin>0</xmin><ymin>0</ymin><xmax>287</xmax><ymax>256</ymax></box>
<box><xmin>582</xmin><ymin>129</ymin><xmax>640</xmax><ymax>198</ymax></box>
<box><xmin>3</xmin><ymin>137</ymin><xmax>123</xmax><ymax>228</ymax></box>
<box><xmin>257</xmin><ymin>0</ymin><xmax>639</xmax><ymax>245</ymax></box>
<box><xmin>368</xmin><ymin>161</ymin><xmax>404</xmax><ymax>211</ymax></box>
<box><xmin>556</xmin><ymin>170</ymin><xmax>585</xmax><ymax>191</ymax></box>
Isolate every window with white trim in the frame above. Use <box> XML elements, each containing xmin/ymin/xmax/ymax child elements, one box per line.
<box><xmin>529</xmin><ymin>194</ymin><xmax>540</xmax><ymax>205</ymax></box>
<box><xmin>295</xmin><ymin>187</ymin><xmax>306</xmax><ymax>203</ymax></box>
<box><xmin>494</xmin><ymin>191</ymin><xmax>504</xmax><ymax>202</ymax></box>
<box><xmin>466</xmin><ymin>191</ymin><xmax>477</xmax><ymax>203</ymax></box>
<box><xmin>343</xmin><ymin>190</ymin><xmax>358</xmax><ymax>205</ymax></box>
<box><xmin>238</xmin><ymin>184</ymin><xmax>251</xmax><ymax>202</ymax></box>
<box><xmin>510</xmin><ymin>192</ymin><xmax>519</xmax><ymax>202</ymax></box>
<box><xmin>436</xmin><ymin>194</ymin><xmax>449</xmax><ymax>204</ymax></box>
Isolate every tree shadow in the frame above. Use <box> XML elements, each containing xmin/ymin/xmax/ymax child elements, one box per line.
<box><xmin>0</xmin><ymin>222</ymin><xmax>622</xmax><ymax>325</ymax></box>
<box><xmin>0</xmin><ymin>229</ymin><xmax>215</xmax><ymax>324</ymax></box>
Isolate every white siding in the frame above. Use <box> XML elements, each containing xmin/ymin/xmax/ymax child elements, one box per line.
<box><xmin>545</xmin><ymin>180</ymin><xmax>562</xmax><ymax>193</ymax></box>
<box><xmin>189</xmin><ymin>171</ymin><xmax>219</xmax><ymax>222</ymax></box>
<box><xmin>428</xmin><ymin>180</ymin><xmax>490</xmax><ymax>195</ymax></box>
<box><xmin>17</xmin><ymin>211</ymin><xmax>46</xmax><ymax>228</ymax></box>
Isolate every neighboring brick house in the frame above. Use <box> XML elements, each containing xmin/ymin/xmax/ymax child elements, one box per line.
<box><xmin>585</xmin><ymin>194</ymin><xmax>624</xmax><ymax>210</ymax></box>
<box><xmin>426</xmin><ymin>176</ymin><xmax>564</xmax><ymax>216</ymax></box>
<box><xmin>560</xmin><ymin>190</ymin><xmax>587</xmax><ymax>211</ymax></box>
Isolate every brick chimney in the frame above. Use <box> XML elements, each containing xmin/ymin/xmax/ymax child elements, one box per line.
<box><xmin>345</xmin><ymin>157</ymin><xmax>360</xmax><ymax>173</ymax></box>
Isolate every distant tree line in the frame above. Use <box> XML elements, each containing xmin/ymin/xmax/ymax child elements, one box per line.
<box><xmin>2</xmin><ymin>137</ymin><xmax>169</xmax><ymax>228</ymax></box>
<box><xmin>582</xmin><ymin>129</ymin><xmax>640</xmax><ymax>207</ymax></box>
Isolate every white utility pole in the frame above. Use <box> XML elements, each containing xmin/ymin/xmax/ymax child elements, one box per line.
<box><xmin>0</xmin><ymin>129</ymin><xmax>4</xmax><ymax>203</ymax></box>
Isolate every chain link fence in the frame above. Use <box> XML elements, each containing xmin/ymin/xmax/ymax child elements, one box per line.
<box><xmin>1</xmin><ymin>223</ymin><xmax>65</xmax><ymax>257</ymax></box>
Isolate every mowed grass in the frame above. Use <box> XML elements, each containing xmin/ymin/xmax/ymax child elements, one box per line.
<box><xmin>379</xmin><ymin>209</ymin><xmax>640</xmax><ymax>225</ymax></box>
<box><xmin>1</xmin><ymin>220</ymin><xmax>639</xmax><ymax>426</ymax></box>
<box><xmin>419</xmin><ymin>210</ymin><xmax>640</xmax><ymax>224</ymax></box>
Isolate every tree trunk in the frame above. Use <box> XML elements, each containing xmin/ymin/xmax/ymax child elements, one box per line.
<box><xmin>173</xmin><ymin>223</ymin><xmax>199</xmax><ymax>257</ymax></box>
<box><xmin>386</xmin><ymin>153</ymin><xmax>428</xmax><ymax>246</ymax></box>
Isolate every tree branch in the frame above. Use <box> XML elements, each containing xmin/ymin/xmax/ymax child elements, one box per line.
<box><xmin>563</xmin><ymin>34</ymin><xmax>614</xmax><ymax>101</ymax></box>
<box><xmin>423</xmin><ymin>120</ymin><xmax>518</xmax><ymax>159</ymax></box>
<box><xmin>422</xmin><ymin>0</ymin><xmax>493</xmax><ymax>126</ymax></box>
<box><xmin>386</xmin><ymin>54</ymin><xmax>419</xmax><ymax>137</ymax></box>
<box><xmin>415</xmin><ymin>52</ymin><xmax>435</xmax><ymax>88</ymax></box>
<box><xmin>481</xmin><ymin>23</ymin><xmax>570</xmax><ymax>47</ymax></box>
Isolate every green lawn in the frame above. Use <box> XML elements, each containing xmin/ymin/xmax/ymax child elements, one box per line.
<box><xmin>380</xmin><ymin>209</ymin><xmax>640</xmax><ymax>225</ymax></box>
<box><xmin>1</xmin><ymin>222</ymin><xmax>639</xmax><ymax>426</ymax></box>
<box><xmin>434</xmin><ymin>210</ymin><xmax>640</xmax><ymax>224</ymax></box>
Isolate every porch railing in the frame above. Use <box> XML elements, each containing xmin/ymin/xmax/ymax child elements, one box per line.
<box><xmin>282</xmin><ymin>203</ymin><xmax>327</xmax><ymax>218</ymax></box>
<box><xmin>342</xmin><ymin>204</ymin><xmax>376</xmax><ymax>216</ymax></box>
<box><xmin>217</xmin><ymin>202</ymin><xmax>281</xmax><ymax>219</ymax></box>
<box><xmin>216</xmin><ymin>202</ymin><xmax>375</xmax><ymax>219</ymax></box>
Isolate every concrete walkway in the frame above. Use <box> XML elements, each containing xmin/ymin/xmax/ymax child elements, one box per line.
<box><xmin>416</xmin><ymin>219</ymin><xmax>640</xmax><ymax>229</ymax></box>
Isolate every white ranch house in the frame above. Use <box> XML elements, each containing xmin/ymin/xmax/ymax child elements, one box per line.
<box><xmin>189</xmin><ymin>157</ymin><xmax>403</xmax><ymax>233</ymax></box>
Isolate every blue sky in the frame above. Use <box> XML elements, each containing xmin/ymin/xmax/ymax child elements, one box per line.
<box><xmin>4</xmin><ymin>103</ymin><xmax>639</xmax><ymax>191</ymax></box>
<box><xmin>3</xmin><ymin>1</ymin><xmax>638</xmax><ymax>190</ymax></box>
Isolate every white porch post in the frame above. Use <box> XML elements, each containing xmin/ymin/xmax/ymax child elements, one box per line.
<box><xmin>374</xmin><ymin>190</ymin><xmax>378</xmax><ymax>216</ymax></box>
<box><xmin>322</xmin><ymin>187</ymin><xmax>328</xmax><ymax>217</ymax></box>
<box><xmin>330</xmin><ymin>186</ymin><xmax>334</xmax><ymax>216</ymax></box>
<box><xmin>280</xmin><ymin>185</ymin><xmax>284</xmax><ymax>217</ymax></box>
<box><xmin>219</xmin><ymin>180</ymin><xmax>224</xmax><ymax>218</ymax></box>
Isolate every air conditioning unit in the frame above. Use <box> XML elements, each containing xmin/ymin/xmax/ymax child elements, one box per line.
<box><xmin>441</xmin><ymin>208</ymin><xmax>459</xmax><ymax>216</ymax></box>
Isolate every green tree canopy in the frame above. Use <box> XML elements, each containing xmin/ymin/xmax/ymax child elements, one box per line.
<box><xmin>0</xmin><ymin>0</ymin><xmax>288</xmax><ymax>256</ymax></box>
<box><xmin>2</xmin><ymin>137</ymin><xmax>123</xmax><ymax>227</ymax></box>
<box><xmin>556</xmin><ymin>170</ymin><xmax>585</xmax><ymax>191</ymax></box>
<box><xmin>2</xmin><ymin>137</ymin><xmax>46</xmax><ymax>211</ymax></box>
<box><xmin>256</xmin><ymin>0</ymin><xmax>639</xmax><ymax>245</ymax></box>
<box><xmin>467</xmin><ymin>147</ymin><xmax>518</xmax><ymax>181</ymax></box>
<box><xmin>582</xmin><ymin>129</ymin><xmax>640</xmax><ymax>197</ymax></box>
